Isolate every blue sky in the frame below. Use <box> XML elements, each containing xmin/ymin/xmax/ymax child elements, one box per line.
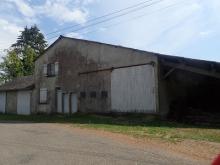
<box><xmin>0</xmin><ymin>0</ymin><xmax>220</xmax><ymax>62</ymax></box>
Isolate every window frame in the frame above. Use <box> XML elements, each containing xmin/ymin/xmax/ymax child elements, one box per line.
<box><xmin>43</xmin><ymin>62</ymin><xmax>58</xmax><ymax>77</ymax></box>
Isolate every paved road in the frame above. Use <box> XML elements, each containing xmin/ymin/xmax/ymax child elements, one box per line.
<box><xmin>0</xmin><ymin>122</ymin><xmax>202</xmax><ymax>165</ymax></box>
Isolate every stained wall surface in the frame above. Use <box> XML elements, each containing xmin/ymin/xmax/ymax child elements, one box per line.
<box><xmin>34</xmin><ymin>37</ymin><xmax>158</xmax><ymax>114</ymax></box>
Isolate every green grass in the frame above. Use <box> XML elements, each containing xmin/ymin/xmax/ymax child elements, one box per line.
<box><xmin>0</xmin><ymin>113</ymin><xmax>220</xmax><ymax>143</ymax></box>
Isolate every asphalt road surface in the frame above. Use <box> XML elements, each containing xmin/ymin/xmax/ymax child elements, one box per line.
<box><xmin>0</xmin><ymin>122</ymin><xmax>203</xmax><ymax>165</ymax></box>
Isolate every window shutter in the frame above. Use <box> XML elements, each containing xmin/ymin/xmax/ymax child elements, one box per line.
<box><xmin>47</xmin><ymin>64</ymin><xmax>51</xmax><ymax>76</ymax></box>
<box><xmin>55</xmin><ymin>62</ymin><xmax>59</xmax><ymax>75</ymax></box>
<box><xmin>51</xmin><ymin>63</ymin><xmax>55</xmax><ymax>76</ymax></box>
<box><xmin>40</xmin><ymin>88</ymin><xmax>48</xmax><ymax>103</ymax></box>
<box><xmin>43</xmin><ymin>64</ymin><xmax>47</xmax><ymax>76</ymax></box>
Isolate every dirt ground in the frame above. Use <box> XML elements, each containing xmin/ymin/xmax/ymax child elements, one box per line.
<box><xmin>0</xmin><ymin>122</ymin><xmax>219</xmax><ymax>165</ymax></box>
<box><xmin>61</xmin><ymin>124</ymin><xmax>220</xmax><ymax>164</ymax></box>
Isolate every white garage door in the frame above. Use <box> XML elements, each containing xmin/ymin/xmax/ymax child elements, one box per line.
<box><xmin>63</xmin><ymin>93</ymin><xmax>70</xmax><ymax>114</ymax></box>
<box><xmin>17</xmin><ymin>91</ymin><xmax>31</xmax><ymax>115</ymax></box>
<box><xmin>0</xmin><ymin>92</ymin><xmax>6</xmax><ymax>113</ymax></box>
<box><xmin>57</xmin><ymin>90</ymin><xmax>63</xmax><ymax>113</ymax></box>
<box><xmin>111</xmin><ymin>65</ymin><xmax>156</xmax><ymax>113</ymax></box>
<box><xmin>71</xmin><ymin>93</ymin><xmax>77</xmax><ymax>114</ymax></box>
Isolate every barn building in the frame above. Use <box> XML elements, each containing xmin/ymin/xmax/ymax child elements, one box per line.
<box><xmin>0</xmin><ymin>36</ymin><xmax>220</xmax><ymax>120</ymax></box>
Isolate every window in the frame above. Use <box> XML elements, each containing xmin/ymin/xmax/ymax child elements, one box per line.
<box><xmin>90</xmin><ymin>91</ymin><xmax>96</xmax><ymax>98</ymax></box>
<box><xmin>101</xmin><ymin>91</ymin><xmax>108</xmax><ymax>98</ymax></box>
<box><xmin>40</xmin><ymin>88</ymin><xmax>48</xmax><ymax>104</ymax></box>
<box><xmin>43</xmin><ymin>62</ymin><xmax>59</xmax><ymax>77</ymax></box>
<box><xmin>80</xmin><ymin>92</ymin><xmax>86</xmax><ymax>98</ymax></box>
<box><xmin>47</xmin><ymin>63</ymin><xmax>55</xmax><ymax>76</ymax></box>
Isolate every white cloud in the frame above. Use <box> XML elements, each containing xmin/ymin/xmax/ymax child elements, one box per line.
<box><xmin>98</xmin><ymin>0</ymin><xmax>201</xmax><ymax>49</ymax></box>
<box><xmin>1</xmin><ymin>0</ymin><xmax>220</xmax><ymax>61</ymax></box>
<box><xmin>0</xmin><ymin>18</ymin><xmax>23</xmax><ymax>58</ymax></box>
<box><xmin>89</xmin><ymin>0</ymin><xmax>220</xmax><ymax>59</ymax></box>
<box><xmin>7</xmin><ymin>0</ymin><xmax>35</xmax><ymax>17</ymax></box>
<box><xmin>0</xmin><ymin>19</ymin><xmax>21</xmax><ymax>34</ymax></box>
<box><xmin>35</xmin><ymin>0</ymin><xmax>88</xmax><ymax>24</ymax></box>
<box><xmin>65</xmin><ymin>32</ymin><xmax>84</xmax><ymax>39</ymax></box>
<box><xmin>0</xmin><ymin>0</ymin><xmax>95</xmax><ymax>55</ymax></box>
<box><xmin>199</xmin><ymin>30</ymin><xmax>214</xmax><ymax>38</ymax></box>
<box><xmin>82</xmin><ymin>0</ymin><xmax>99</xmax><ymax>5</ymax></box>
<box><xmin>4</xmin><ymin>0</ymin><xmax>90</xmax><ymax>24</ymax></box>
<box><xmin>145</xmin><ymin>1</ymin><xmax>202</xmax><ymax>52</ymax></box>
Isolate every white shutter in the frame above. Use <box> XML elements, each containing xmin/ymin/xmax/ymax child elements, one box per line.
<box><xmin>43</xmin><ymin>64</ymin><xmax>47</xmax><ymax>76</ymax></box>
<box><xmin>17</xmin><ymin>91</ymin><xmax>31</xmax><ymax>115</ymax></box>
<box><xmin>55</xmin><ymin>62</ymin><xmax>59</xmax><ymax>75</ymax></box>
<box><xmin>40</xmin><ymin>88</ymin><xmax>48</xmax><ymax>103</ymax></box>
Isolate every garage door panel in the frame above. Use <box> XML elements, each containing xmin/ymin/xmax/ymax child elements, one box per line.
<box><xmin>71</xmin><ymin>94</ymin><xmax>77</xmax><ymax>114</ymax></box>
<box><xmin>63</xmin><ymin>93</ymin><xmax>70</xmax><ymax>114</ymax></box>
<box><xmin>57</xmin><ymin>90</ymin><xmax>62</xmax><ymax>113</ymax></box>
<box><xmin>111</xmin><ymin>65</ymin><xmax>156</xmax><ymax>113</ymax></box>
<box><xmin>0</xmin><ymin>92</ymin><xmax>6</xmax><ymax>113</ymax></box>
<box><xmin>17</xmin><ymin>91</ymin><xmax>31</xmax><ymax>115</ymax></box>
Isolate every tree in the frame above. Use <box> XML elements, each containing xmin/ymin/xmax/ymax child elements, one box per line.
<box><xmin>0</xmin><ymin>50</ymin><xmax>23</xmax><ymax>83</ymax></box>
<box><xmin>12</xmin><ymin>25</ymin><xmax>47</xmax><ymax>56</ymax></box>
<box><xmin>0</xmin><ymin>25</ymin><xmax>47</xmax><ymax>83</ymax></box>
<box><xmin>22</xmin><ymin>46</ymin><xmax>36</xmax><ymax>76</ymax></box>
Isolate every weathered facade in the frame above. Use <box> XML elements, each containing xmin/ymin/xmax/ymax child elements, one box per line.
<box><xmin>0</xmin><ymin>36</ymin><xmax>220</xmax><ymax>120</ymax></box>
<box><xmin>33</xmin><ymin>36</ymin><xmax>158</xmax><ymax>114</ymax></box>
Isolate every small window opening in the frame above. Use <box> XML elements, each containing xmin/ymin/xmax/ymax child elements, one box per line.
<box><xmin>80</xmin><ymin>92</ymin><xmax>86</xmax><ymax>98</ymax></box>
<box><xmin>101</xmin><ymin>91</ymin><xmax>108</xmax><ymax>98</ymax></box>
<box><xmin>47</xmin><ymin>63</ymin><xmax>55</xmax><ymax>76</ymax></box>
<box><xmin>44</xmin><ymin>62</ymin><xmax>58</xmax><ymax>77</ymax></box>
<box><xmin>90</xmin><ymin>91</ymin><xmax>96</xmax><ymax>98</ymax></box>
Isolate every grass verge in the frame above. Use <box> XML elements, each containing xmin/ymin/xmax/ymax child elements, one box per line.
<box><xmin>0</xmin><ymin>113</ymin><xmax>219</xmax><ymax>143</ymax></box>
